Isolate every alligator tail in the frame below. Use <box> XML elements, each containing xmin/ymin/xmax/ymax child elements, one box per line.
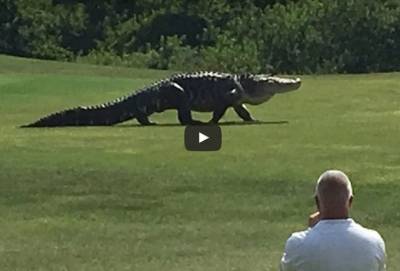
<box><xmin>21</xmin><ymin>96</ymin><xmax>137</xmax><ymax>127</ymax></box>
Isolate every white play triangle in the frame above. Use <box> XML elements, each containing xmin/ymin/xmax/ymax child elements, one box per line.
<box><xmin>198</xmin><ymin>132</ymin><xmax>209</xmax><ymax>143</ymax></box>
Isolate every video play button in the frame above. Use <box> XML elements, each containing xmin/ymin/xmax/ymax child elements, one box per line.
<box><xmin>198</xmin><ymin>132</ymin><xmax>209</xmax><ymax>143</ymax></box>
<box><xmin>185</xmin><ymin>126</ymin><xmax>222</xmax><ymax>151</ymax></box>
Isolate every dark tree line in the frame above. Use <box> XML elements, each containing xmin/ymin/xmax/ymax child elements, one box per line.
<box><xmin>1</xmin><ymin>0</ymin><xmax>399</xmax><ymax>73</ymax></box>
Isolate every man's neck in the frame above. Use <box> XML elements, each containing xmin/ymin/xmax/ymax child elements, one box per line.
<box><xmin>320</xmin><ymin>215</ymin><xmax>349</xmax><ymax>220</ymax></box>
<box><xmin>319</xmin><ymin>210</ymin><xmax>349</xmax><ymax>220</ymax></box>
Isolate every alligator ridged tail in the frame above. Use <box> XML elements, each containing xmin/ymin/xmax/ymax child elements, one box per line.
<box><xmin>22</xmin><ymin>97</ymin><xmax>136</xmax><ymax>127</ymax></box>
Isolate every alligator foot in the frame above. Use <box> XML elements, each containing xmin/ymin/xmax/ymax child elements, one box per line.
<box><xmin>137</xmin><ymin>116</ymin><xmax>156</xmax><ymax>126</ymax></box>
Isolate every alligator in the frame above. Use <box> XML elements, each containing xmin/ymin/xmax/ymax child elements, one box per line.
<box><xmin>22</xmin><ymin>72</ymin><xmax>301</xmax><ymax>127</ymax></box>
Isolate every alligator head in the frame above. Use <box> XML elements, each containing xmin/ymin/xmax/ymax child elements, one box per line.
<box><xmin>238</xmin><ymin>74</ymin><xmax>301</xmax><ymax>105</ymax></box>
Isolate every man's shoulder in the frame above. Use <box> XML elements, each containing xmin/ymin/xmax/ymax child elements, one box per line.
<box><xmin>350</xmin><ymin>221</ymin><xmax>386</xmax><ymax>261</ymax></box>
<box><xmin>289</xmin><ymin>229</ymin><xmax>310</xmax><ymax>240</ymax></box>
<box><xmin>285</xmin><ymin>228</ymin><xmax>311</xmax><ymax>250</ymax></box>
<box><xmin>351</xmin><ymin>221</ymin><xmax>385</xmax><ymax>243</ymax></box>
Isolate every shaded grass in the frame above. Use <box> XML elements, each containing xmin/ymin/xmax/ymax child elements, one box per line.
<box><xmin>0</xmin><ymin>55</ymin><xmax>399</xmax><ymax>270</ymax></box>
<box><xmin>0</xmin><ymin>54</ymin><xmax>173</xmax><ymax>79</ymax></box>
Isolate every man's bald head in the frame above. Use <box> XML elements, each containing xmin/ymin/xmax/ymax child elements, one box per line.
<box><xmin>315</xmin><ymin>170</ymin><xmax>353</xmax><ymax>213</ymax></box>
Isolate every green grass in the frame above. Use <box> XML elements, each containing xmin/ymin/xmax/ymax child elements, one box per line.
<box><xmin>0</xmin><ymin>54</ymin><xmax>399</xmax><ymax>270</ymax></box>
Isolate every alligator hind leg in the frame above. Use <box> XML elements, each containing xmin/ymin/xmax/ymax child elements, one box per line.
<box><xmin>175</xmin><ymin>91</ymin><xmax>203</xmax><ymax>125</ymax></box>
<box><xmin>209</xmin><ymin>106</ymin><xmax>228</xmax><ymax>124</ymax></box>
<box><xmin>137</xmin><ymin>115</ymin><xmax>156</xmax><ymax>125</ymax></box>
<box><xmin>177</xmin><ymin>107</ymin><xmax>204</xmax><ymax>125</ymax></box>
<box><xmin>233</xmin><ymin>104</ymin><xmax>256</xmax><ymax>122</ymax></box>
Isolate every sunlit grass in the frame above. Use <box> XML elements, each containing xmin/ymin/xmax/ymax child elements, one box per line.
<box><xmin>0</xmin><ymin>55</ymin><xmax>399</xmax><ymax>270</ymax></box>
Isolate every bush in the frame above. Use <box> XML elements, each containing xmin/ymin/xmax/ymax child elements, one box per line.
<box><xmin>1</xmin><ymin>0</ymin><xmax>400</xmax><ymax>73</ymax></box>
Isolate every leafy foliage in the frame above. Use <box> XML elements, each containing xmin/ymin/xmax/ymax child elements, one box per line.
<box><xmin>0</xmin><ymin>0</ymin><xmax>399</xmax><ymax>73</ymax></box>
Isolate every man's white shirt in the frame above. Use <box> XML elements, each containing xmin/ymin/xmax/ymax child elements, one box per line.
<box><xmin>280</xmin><ymin>218</ymin><xmax>386</xmax><ymax>271</ymax></box>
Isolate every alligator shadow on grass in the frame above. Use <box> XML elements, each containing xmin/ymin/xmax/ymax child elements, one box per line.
<box><xmin>19</xmin><ymin>120</ymin><xmax>288</xmax><ymax>128</ymax></box>
<box><xmin>124</xmin><ymin>120</ymin><xmax>289</xmax><ymax>128</ymax></box>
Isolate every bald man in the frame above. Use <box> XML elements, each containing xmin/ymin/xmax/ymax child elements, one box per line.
<box><xmin>280</xmin><ymin>170</ymin><xmax>386</xmax><ymax>271</ymax></box>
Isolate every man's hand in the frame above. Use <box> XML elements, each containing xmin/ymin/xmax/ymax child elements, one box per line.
<box><xmin>308</xmin><ymin>211</ymin><xmax>320</xmax><ymax>227</ymax></box>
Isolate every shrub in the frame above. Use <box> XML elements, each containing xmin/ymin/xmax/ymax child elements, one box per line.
<box><xmin>2</xmin><ymin>0</ymin><xmax>400</xmax><ymax>73</ymax></box>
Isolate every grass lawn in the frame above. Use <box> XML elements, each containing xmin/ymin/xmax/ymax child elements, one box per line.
<box><xmin>0</xmin><ymin>54</ymin><xmax>399</xmax><ymax>270</ymax></box>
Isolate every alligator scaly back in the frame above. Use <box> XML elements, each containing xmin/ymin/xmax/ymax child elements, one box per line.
<box><xmin>21</xmin><ymin>97</ymin><xmax>136</xmax><ymax>127</ymax></box>
<box><xmin>22</xmin><ymin>72</ymin><xmax>301</xmax><ymax>127</ymax></box>
<box><xmin>21</xmin><ymin>84</ymin><xmax>162</xmax><ymax>127</ymax></box>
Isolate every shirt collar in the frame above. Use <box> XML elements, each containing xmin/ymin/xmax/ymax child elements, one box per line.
<box><xmin>315</xmin><ymin>218</ymin><xmax>354</xmax><ymax>226</ymax></box>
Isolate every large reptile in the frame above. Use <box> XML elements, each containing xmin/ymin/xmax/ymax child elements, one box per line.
<box><xmin>23</xmin><ymin>72</ymin><xmax>301</xmax><ymax>127</ymax></box>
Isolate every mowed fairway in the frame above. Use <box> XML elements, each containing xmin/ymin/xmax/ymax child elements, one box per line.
<box><xmin>0</xmin><ymin>55</ymin><xmax>399</xmax><ymax>270</ymax></box>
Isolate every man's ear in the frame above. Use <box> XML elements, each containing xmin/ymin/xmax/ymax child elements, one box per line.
<box><xmin>315</xmin><ymin>196</ymin><xmax>320</xmax><ymax>210</ymax></box>
<box><xmin>349</xmin><ymin>196</ymin><xmax>353</xmax><ymax>207</ymax></box>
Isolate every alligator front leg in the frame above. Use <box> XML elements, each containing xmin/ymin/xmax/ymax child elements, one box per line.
<box><xmin>233</xmin><ymin>104</ymin><xmax>256</xmax><ymax>122</ymax></box>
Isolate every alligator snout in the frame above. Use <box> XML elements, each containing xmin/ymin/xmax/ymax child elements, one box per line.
<box><xmin>293</xmin><ymin>77</ymin><xmax>301</xmax><ymax>90</ymax></box>
<box><xmin>280</xmin><ymin>77</ymin><xmax>301</xmax><ymax>92</ymax></box>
